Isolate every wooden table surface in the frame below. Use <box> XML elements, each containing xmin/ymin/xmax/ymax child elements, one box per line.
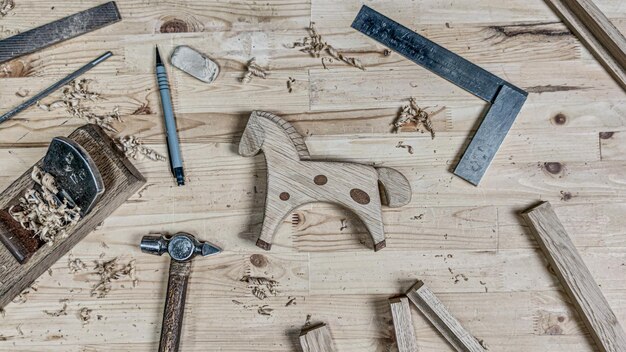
<box><xmin>0</xmin><ymin>0</ymin><xmax>625</xmax><ymax>351</ymax></box>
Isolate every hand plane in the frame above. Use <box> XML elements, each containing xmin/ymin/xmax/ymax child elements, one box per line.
<box><xmin>0</xmin><ymin>124</ymin><xmax>146</xmax><ymax>309</ymax></box>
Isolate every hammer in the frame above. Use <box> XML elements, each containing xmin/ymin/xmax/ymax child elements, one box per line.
<box><xmin>141</xmin><ymin>232</ymin><xmax>221</xmax><ymax>352</ymax></box>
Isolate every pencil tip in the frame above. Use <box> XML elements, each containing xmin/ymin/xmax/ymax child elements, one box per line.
<box><xmin>155</xmin><ymin>46</ymin><xmax>163</xmax><ymax>66</ymax></box>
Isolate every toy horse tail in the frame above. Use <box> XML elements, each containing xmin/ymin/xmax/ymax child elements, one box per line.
<box><xmin>375</xmin><ymin>167</ymin><xmax>411</xmax><ymax>207</ymax></box>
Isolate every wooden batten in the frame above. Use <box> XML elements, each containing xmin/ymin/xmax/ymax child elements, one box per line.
<box><xmin>299</xmin><ymin>323</ymin><xmax>337</xmax><ymax>352</ymax></box>
<box><xmin>406</xmin><ymin>280</ymin><xmax>486</xmax><ymax>352</ymax></box>
<box><xmin>389</xmin><ymin>296</ymin><xmax>419</xmax><ymax>352</ymax></box>
<box><xmin>521</xmin><ymin>201</ymin><xmax>626</xmax><ymax>352</ymax></box>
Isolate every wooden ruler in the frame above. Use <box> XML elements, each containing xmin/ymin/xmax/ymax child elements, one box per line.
<box><xmin>352</xmin><ymin>5</ymin><xmax>528</xmax><ymax>186</ymax></box>
<box><xmin>0</xmin><ymin>1</ymin><xmax>121</xmax><ymax>64</ymax></box>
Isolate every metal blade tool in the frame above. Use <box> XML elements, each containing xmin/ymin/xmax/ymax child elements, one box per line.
<box><xmin>352</xmin><ymin>6</ymin><xmax>528</xmax><ymax>186</ymax></box>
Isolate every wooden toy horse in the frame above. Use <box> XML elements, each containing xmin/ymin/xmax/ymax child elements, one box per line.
<box><xmin>239</xmin><ymin>111</ymin><xmax>412</xmax><ymax>251</ymax></box>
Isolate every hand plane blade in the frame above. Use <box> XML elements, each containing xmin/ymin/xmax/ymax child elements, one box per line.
<box><xmin>42</xmin><ymin>137</ymin><xmax>104</xmax><ymax>216</ymax></box>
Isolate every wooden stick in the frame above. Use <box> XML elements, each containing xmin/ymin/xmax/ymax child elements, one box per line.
<box><xmin>545</xmin><ymin>0</ymin><xmax>626</xmax><ymax>91</ymax></box>
<box><xmin>389</xmin><ymin>296</ymin><xmax>419</xmax><ymax>352</ymax></box>
<box><xmin>299</xmin><ymin>323</ymin><xmax>337</xmax><ymax>352</ymax></box>
<box><xmin>406</xmin><ymin>281</ymin><xmax>486</xmax><ymax>352</ymax></box>
<box><xmin>521</xmin><ymin>201</ymin><xmax>626</xmax><ymax>352</ymax></box>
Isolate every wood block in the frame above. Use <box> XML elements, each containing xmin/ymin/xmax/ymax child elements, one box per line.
<box><xmin>521</xmin><ymin>201</ymin><xmax>626</xmax><ymax>352</ymax></box>
<box><xmin>300</xmin><ymin>323</ymin><xmax>337</xmax><ymax>352</ymax></box>
<box><xmin>545</xmin><ymin>0</ymin><xmax>626</xmax><ymax>91</ymax></box>
<box><xmin>0</xmin><ymin>124</ymin><xmax>146</xmax><ymax>309</ymax></box>
<box><xmin>389</xmin><ymin>296</ymin><xmax>419</xmax><ymax>352</ymax></box>
<box><xmin>406</xmin><ymin>280</ymin><xmax>486</xmax><ymax>352</ymax></box>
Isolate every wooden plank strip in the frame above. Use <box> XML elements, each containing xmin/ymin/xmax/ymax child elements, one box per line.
<box><xmin>405</xmin><ymin>280</ymin><xmax>486</xmax><ymax>352</ymax></box>
<box><xmin>545</xmin><ymin>0</ymin><xmax>626</xmax><ymax>90</ymax></box>
<box><xmin>521</xmin><ymin>201</ymin><xmax>626</xmax><ymax>352</ymax></box>
<box><xmin>389</xmin><ymin>296</ymin><xmax>419</xmax><ymax>352</ymax></box>
<box><xmin>300</xmin><ymin>323</ymin><xmax>337</xmax><ymax>352</ymax></box>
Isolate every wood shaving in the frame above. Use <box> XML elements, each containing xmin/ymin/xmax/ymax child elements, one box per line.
<box><xmin>393</xmin><ymin>98</ymin><xmax>442</xmax><ymax>139</ymax></box>
<box><xmin>287</xmin><ymin>77</ymin><xmax>295</xmax><ymax>93</ymax></box>
<box><xmin>292</xmin><ymin>22</ymin><xmax>364</xmax><ymax>70</ymax></box>
<box><xmin>116</xmin><ymin>135</ymin><xmax>166</xmax><ymax>162</ymax></box>
<box><xmin>12</xmin><ymin>283</ymin><xmax>38</xmax><ymax>304</ymax></box>
<box><xmin>15</xmin><ymin>88</ymin><xmax>29</xmax><ymax>97</ymax></box>
<box><xmin>257</xmin><ymin>305</ymin><xmax>273</xmax><ymax>316</ymax></box>
<box><xmin>396</xmin><ymin>141</ymin><xmax>414</xmax><ymax>154</ymax></box>
<box><xmin>131</xmin><ymin>102</ymin><xmax>152</xmax><ymax>115</ymax></box>
<box><xmin>44</xmin><ymin>302</ymin><xmax>67</xmax><ymax>317</ymax></box>
<box><xmin>90</xmin><ymin>258</ymin><xmax>137</xmax><ymax>298</ymax></box>
<box><xmin>9</xmin><ymin>166</ymin><xmax>81</xmax><ymax>245</ymax></box>
<box><xmin>339</xmin><ymin>219</ymin><xmax>347</xmax><ymax>231</ymax></box>
<box><xmin>0</xmin><ymin>0</ymin><xmax>14</xmax><ymax>16</ymax></box>
<box><xmin>240</xmin><ymin>275</ymin><xmax>278</xmax><ymax>300</ymax></box>
<box><xmin>68</xmin><ymin>253</ymin><xmax>87</xmax><ymax>273</ymax></box>
<box><xmin>285</xmin><ymin>296</ymin><xmax>297</xmax><ymax>307</ymax></box>
<box><xmin>240</xmin><ymin>58</ymin><xmax>268</xmax><ymax>84</ymax></box>
<box><xmin>78</xmin><ymin>307</ymin><xmax>92</xmax><ymax>324</ymax></box>
<box><xmin>38</xmin><ymin>79</ymin><xmax>120</xmax><ymax>132</ymax></box>
<box><xmin>304</xmin><ymin>314</ymin><xmax>312</xmax><ymax>327</ymax></box>
<box><xmin>16</xmin><ymin>324</ymin><xmax>23</xmax><ymax>335</ymax></box>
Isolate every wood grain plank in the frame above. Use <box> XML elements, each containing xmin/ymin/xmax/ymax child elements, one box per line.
<box><xmin>389</xmin><ymin>296</ymin><xmax>419</xmax><ymax>352</ymax></box>
<box><xmin>300</xmin><ymin>323</ymin><xmax>337</xmax><ymax>352</ymax></box>
<box><xmin>521</xmin><ymin>201</ymin><xmax>626</xmax><ymax>352</ymax></box>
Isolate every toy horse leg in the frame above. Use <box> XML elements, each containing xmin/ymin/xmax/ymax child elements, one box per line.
<box><xmin>256</xmin><ymin>201</ymin><xmax>294</xmax><ymax>250</ymax></box>
<box><xmin>351</xmin><ymin>206</ymin><xmax>387</xmax><ymax>251</ymax></box>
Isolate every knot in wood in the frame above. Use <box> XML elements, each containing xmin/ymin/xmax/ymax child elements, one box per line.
<box><xmin>350</xmin><ymin>188</ymin><xmax>370</xmax><ymax>204</ymax></box>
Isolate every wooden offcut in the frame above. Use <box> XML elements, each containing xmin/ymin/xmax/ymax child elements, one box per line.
<box><xmin>521</xmin><ymin>201</ymin><xmax>626</xmax><ymax>352</ymax></box>
<box><xmin>389</xmin><ymin>296</ymin><xmax>419</xmax><ymax>352</ymax></box>
<box><xmin>238</xmin><ymin>111</ymin><xmax>411</xmax><ymax>251</ymax></box>
<box><xmin>406</xmin><ymin>280</ymin><xmax>486</xmax><ymax>352</ymax></box>
<box><xmin>545</xmin><ymin>0</ymin><xmax>626</xmax><ymax>90</ymax></box>
<box><xmin>300</xmin><ymin>323</ymin><xmax>337</xmax><ymax>352</ymax></box>
<box><xmin>0</xmin><ymin>124</ymin><xmax>146</xmax><ymax>309</ymax></box>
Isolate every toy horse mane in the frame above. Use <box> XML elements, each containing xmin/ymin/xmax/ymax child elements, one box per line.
<box><xmin>242</xmin><ymin>111</ymin><xmax>311</xmax><ymax>160</ymax></box>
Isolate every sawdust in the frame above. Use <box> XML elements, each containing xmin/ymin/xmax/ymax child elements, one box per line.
<box><xmin>240</xmin><ymin>275</ymin><xmax>277</xmax><ymax>300</ymax></box>
<box><xmin>68</xmin><ymin>253</ymin><xmax>87</xmax><ymax>273</ymax></box>
<box><xmin>0</xmin><ymin>0</ymin><xmax>14</xmax><ymax>16</ymax></box>
<box><xmin>37</xmin><ymin>79</ymin><xmax>121</xmax><ymax>133</ymax></box>
<box><xmin>90</xmin><ymin>257</ymin><xmax>137</xmax><ymax>298</ymax></box>
<box><xmin>116</xmin><ymin>135</ymin><xmax>166</xmax><ymax>162</ymax></box>
<box><xmin>292</xmin><ymin>22</ymin><xmax>365</xmax><ymax>71</ymax></box>
<box><xmin>9</xmin><ymin>166</ymin><xmax>81</xmax><ymax>245</ymax></box>
<box><xmin>393</xmin><ymin>98</ymin><xmax>443</xmax><ymax>139</ymax></box>
<box><xmin>240</xmin><ymin>58</ymin><xmax>267</xmax><ymax>84</ymax></box>
<box><xmin>43</xmin><ymin>301</ymin><xmax>68</xmax><ymax>317</ymax></box>
<box><xmin>78</xmin><ymin>307</ymin><xmax>92</xmax><ymax>324</ymax></box>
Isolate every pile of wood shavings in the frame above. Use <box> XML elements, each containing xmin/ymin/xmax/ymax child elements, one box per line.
<box><xmin>37</xmin><ymin>79</ymin><xmax>121</xmax><ymax>133</ymax></box>
<box><xmin>90</xmin><ymin>257</ymin><xmax>137</xmax><ymax>298</ymax></box>
<box><xmin>117</xmin><ymin>135</ymin><xmax>166</xmax><ymax>161</ymax></box>
<box><xmin>393</xmin><ymin>98</ymin><xmax>442</xmax><ymax>139</ymax></box>
<box><xmin>240</xmin><ymin>58</ymin><xmax>268</xmax><ymax>84</ymax></box>
<box><xmin>291</xmin><ymin>22</ymin><xmax>364</xmax><ymax>70</ymax></box>
<box><xmin>0</xmin><ymin>0</ymin><xmax>14</xmax><ymax>16</ymax></box>
<box><xmin>68</xmin><ymin>253</ymin><xmax>87</xmax><ymax>273</ymax></box>
<box><xmin>79</xmin><ymin>307</ymin><xmax>92</xmax><ymax>324</ymax></box>
<box><xmin>9</xmin><ymin>166</ymin><xmax>81</xmax><ymax>245</ymax></box>
<box><xmin>240</xmin><ymin>275</ymin><xmax>277</xmax><ymax>300</ymax></box>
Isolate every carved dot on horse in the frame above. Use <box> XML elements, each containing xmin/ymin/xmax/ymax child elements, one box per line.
<box><xmin>239</xmin><ymin>110</ymin><xmax>412</xmax><ymax>251</ymax></box>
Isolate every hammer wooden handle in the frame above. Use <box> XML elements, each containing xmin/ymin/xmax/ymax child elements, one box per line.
<box><xmin>159</xmin><ymin>260</ymin><xmax>192</xmax><ymax>352</ymax></box>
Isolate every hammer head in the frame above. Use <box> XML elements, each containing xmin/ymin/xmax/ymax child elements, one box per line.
<box><xmin>140</xmin><ymin>233</ymin><xmax>221</xmax><ymax>262</ymax></box>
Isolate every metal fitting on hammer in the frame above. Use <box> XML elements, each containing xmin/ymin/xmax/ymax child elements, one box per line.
<box><xmin>141</xmin><ymin>233</ymin><xmax>221</xmax><ymax>352</ymax></box>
